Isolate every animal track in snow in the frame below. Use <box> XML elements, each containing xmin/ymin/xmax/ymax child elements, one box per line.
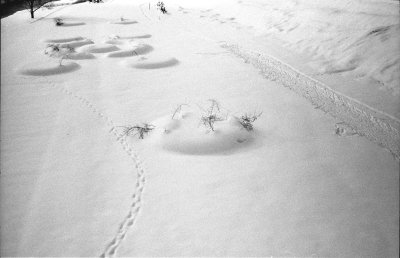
<box><xmin>43</xmin><ymin>79</ymin><xmax>148</xmax><ymax>258</ymax></box>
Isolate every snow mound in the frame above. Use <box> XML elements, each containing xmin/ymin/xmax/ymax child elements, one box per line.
<box><xmin>128</xmin><ymin>57</ymin><xmax>179</xmax><ymax>69</ymax></box>
<box><xmin>131</xmin><ymin>44</ymin><xmax>154</xmax><ymax>55</ymax></box>
<box><xmin>58</xmin><ymin>22</ymin><xmax>86</xmax><ymax>27</ymax></box>
<box><xmin>44</xmin><ymin>36</ymin><xmax>84</xmax><ymax>43</ymax></box>
<box><xmin>107</xmin><ymin>49</ymin><xmax>138</xmax><ymax>58</ymax></box>
<box><xmin>130</xmin><ymin>34</ymin><xmax>152</xmax><ymax>39</ymax></box>
<box><xmin>150</xmin><ymin>113</ymin><xmax>256</xmax><ymax>155</ymax></box>
<box><xmin>67</xmin><ymin>52</ymin><xmax>96</xmax><ymax>60</ymax></box>
<box><xmin>106</xmin><ymin>34</ymin><xmax>151</xmax><ymax>41</ymax></box>
<box><xmin>58</xmin><ymin>39</ymin><xmax>94</xmax><ymax>48</ymax></box>
<box><xmin>109</xmin><ymin>20</ymin><xmax>138</xmax><ymax>25</ymax></box>
<box><xmin>106</xmin><ymin>44</ymin><xmax>154</xmax><ymax>58</ymax></box>
<box><xmin>76</xmin><ymin>43</ymin><xmax>120</xmax><ymax>53</ymax></box>
<box><xmin>18</xmin><ymin>61</ymin><xmax>80</xmax><ymax>76</ymax></box>
<box><xmin>107</xmin><ymin>34</ymin><xmax>152</xmax><ymax>41</ymax></box>
<box><xmin>104</xmin><ymin>39</ymin><xmax>126</xmax><ymax>45</ymax></box>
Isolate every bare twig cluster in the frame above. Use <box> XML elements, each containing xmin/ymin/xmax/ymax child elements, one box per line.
<box><xmin>24</xmin><ymin>0</ymin><xmax>56</xmax><ymax>18</ymax></box>
<box><xmin>201</xmin><ymin>114</ymin><xmax>225</xmax><ymax>131</ymax></box>
<box><xmin>45</xmin><ymin>44</ymin><xmax>74</xmax><ymax>66</ymax></box>
<box><xmin>54</xmin><ymin>18</ymin><xmax>63</xmax><ymax>26</ymax></box>
<box><xmin>238</xmin><ymin>112</ymin><xmax>262</xmax><ymax>131</ymax></box>
<box><xmin>199</xmin><ymin>99</ymin><xmax>225</xmax><ymax>131</ymax></box>
<box><xmin>156</xmin><ymin>1</ymin><xmax>167</xmax><ymax>14</ymax></box>
<box><xmin>119</xmin><ymin>124</ymin><xmax>155</xmax><ymax>139</ymax></box>
<box><xmin>119</xmin><ymin>100</ymin><xmax>262</xmax><ymax>140</ymax></box>
<box><xmin>172</xmin><ymin>104</ymin><xmax>189</xmax><ymax>119</ymax></box>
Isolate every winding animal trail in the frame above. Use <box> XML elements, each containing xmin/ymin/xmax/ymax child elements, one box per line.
<box><xmin>47</xmin><ymin>80</ymin><xmax>147</xmax><ymax>258</ymax></box>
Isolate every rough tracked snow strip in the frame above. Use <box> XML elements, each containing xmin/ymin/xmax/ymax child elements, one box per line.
<box><xmin>46</xmin><ymin>80</ymin><xmax>146</xmax><ymax>258</ymax></box>
<box><xmin>221</xmin><ymin>43</ymin><xmax>400</xmax><ymax>160</ymax></box>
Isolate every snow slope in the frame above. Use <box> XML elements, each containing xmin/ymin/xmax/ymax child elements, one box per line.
<box><xmin>168</xmin><ymin>0</ymin><xmax>400</xmax><ymax>120</ymax></box>
<box><xmin>1</xmin><ymin>0</ymin><xmax>398</xmax><ymax>257</ymax></box>
<box><xmin>174</xmin><ymin>0</ymin><xmax>400</xmax><ymax>96</ymax></box>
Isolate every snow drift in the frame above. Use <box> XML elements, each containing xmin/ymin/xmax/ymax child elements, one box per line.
<box><xmin>171</xmin><ymin>0</ymin><xmax>400</xmax><ymax>95</ymax></box>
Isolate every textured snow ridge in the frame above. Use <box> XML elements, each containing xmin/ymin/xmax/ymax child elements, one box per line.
<box><xmin>222</xmin><ymin>43</ymin><xmax>400</xmax><ymax>160</ymax></box>
<box><xmin>49</xmin><ymin>83</ymin><xmax>146</xmax><ymax>258</ymax></box>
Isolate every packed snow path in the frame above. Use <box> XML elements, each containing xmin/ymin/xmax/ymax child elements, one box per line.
<box><xmin>1</xmin><ymin>0</ymin><xmax>398</xmax><ymax>257</ymax></box>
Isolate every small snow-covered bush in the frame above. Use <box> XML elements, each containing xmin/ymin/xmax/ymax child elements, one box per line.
<box><xmin>45</xmin><ymin>44</ymin><xmax>60</xmax><ymax>54</ymax></box>
<box><xmin>119</xmin><ymin>124</ymin><xmax>155</xmax><ymax>139</ymax></box>
<box><xmin>54</xmin><ymin>18</ymin><xmax>64</xmax><ymax>26</ymax></box>
<box><xmin>156</xmin><ymin>1</ymin><xmax>167</xmax><ymax>14</ymax></box>
<box><xmin>237</xmin><ymin>112</ymin><xmax>262</xmax><ymax>131</ymax></box>
<box><xmin>199</xmin><ymin>99</ymin><xmax>225</xmax><ymax>131</ymax></box>
<box><xmin>45</xmin><ymin>44</ymin><xmax>75</xmax><ymax>65</ymax></box>
<box><xmin>201</xmin><ymin>114</ymin><xmax>224</xmax><ymax>131</ymax></box>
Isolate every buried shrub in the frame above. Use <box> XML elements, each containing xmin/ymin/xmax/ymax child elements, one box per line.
<box><xmin>45</xmin><ymin>44</ymin><xmax>75</xmax><ymax>66</ymax></box>
<box><xmin>119</xmin><ymin>124</ymin><xmax>155</xmax><ymax>139</ymax></box>
<box><xmin>198</xmin><ymin>100</ymin><xmax>262</xmax><ymax>132</ymax></box>
<box><xmin>237</xmin><ymin>112</ymin><xmax>262</xmax><ymax>131</ymax></box>
<box><xmin>156</xmin><ymin>1</ymin><xmax>167</xmax><ymax>14</ymax></box>
<box><xmin>54</xmin><ymin>18</ymin><xmax>63</xmax><ymax>26</ymax></box>
<box><xmin>201</xmin><ymin>114</ymin><xmax>224</xmax><ymax>132</ymax></box>
<box><xmin>118</xmin><ymin>101</ymin><xmax>262</xmax><ymax>140</ymax></box>
<box><xmin>199</xmin><ymin>99</ymin><xmax>225</xmax><ymax>131</ymax></box>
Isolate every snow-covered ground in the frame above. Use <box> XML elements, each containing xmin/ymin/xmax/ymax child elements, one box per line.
<box><xmin>1</xmin><ymin>0</ymin><xmax>399</xmax><ymax>257</ymax></box>
<box><xmin>218</xmin><ymin>0</ymin><xmax>399</xmax><ymax>94</ymax></box>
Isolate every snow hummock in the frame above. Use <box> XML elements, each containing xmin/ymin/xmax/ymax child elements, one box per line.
<box><xmin>17</xmin><ymin>61</ymin><xmax>81</xmax><ymax>76</ymax></box>
<box><xmin>57</xmin><ymin>38</ymin><xmax>94</xmax><ymax>48</ymax></box>
<box><xmin>150</xmin><ymin>112</ymin><xmax>255</xmax><ymax>155</ymax></box>
<box><xmin>106</xmin><ymin>43</ymin><xmax>154</xmax><ymax>58</ymax></box>
<box><xmin>126</xmin><ymin>56</ymin><xmax>179</xmax><ymax>69</ymax></box>
<box><xmin>76</xmin><ymin>43</ymin><xmax>120</xmax><ymax>53</ymax></box>
<box><xmin>109</xmin><ymin>19</ymin><xmax>138</xmax><ymax>25</ymax></box>
<box><xmin>44</xmin><ymin>36</ymin><xmax>85</xmax><ymax>43</ymax></box>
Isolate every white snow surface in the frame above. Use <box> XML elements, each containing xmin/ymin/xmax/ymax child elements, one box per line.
<box><xmin>174</xmin><ymin>0</ymin><xmax>400</xmax><ymax>96</ymax></box>
<box><xmin>1</xmin><ymin>0</ymin><xmax>399</xmax><ymax>257</ymax></box>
